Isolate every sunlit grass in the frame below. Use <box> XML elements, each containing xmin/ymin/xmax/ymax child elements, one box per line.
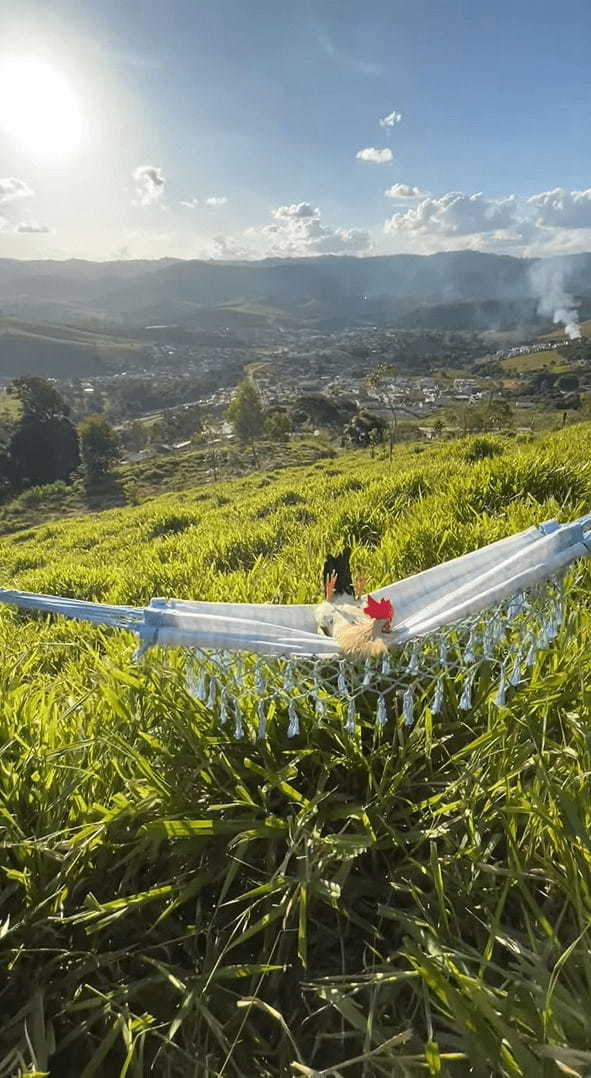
<box><xmin>1</xmin><ymin>424</ymin><xmax>591</xmax><ymax>1074</ymax></box>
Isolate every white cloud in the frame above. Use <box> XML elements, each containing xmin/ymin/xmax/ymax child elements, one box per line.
<box><xmin>385</xmin><ymin>191</ymin><xmax>518</xmax><ymax>236</ymax></box>
<box><xmin>210</xmin><ymin>205</ymin><xmax>370</xmax><ymax>260</ymax></box>
<box><xmin>180</xmin><ymin>197</ymin><xmax>199</xmax><ymax>208</ymax></box>
<box><xmin>132</xmin><ymin>164</ymin><xmax>166</xmax><ymax>206</ymax></box>
<box><xmin>208</xmin><ymin>234</ymin><xmax>251</xmax><ymax>260</ymax></box>
<box><xmin>385</xmin><ymin>183</ymin><xmax>428</xmax><ymax>200</ymax></box>
<box><xmin>0</xmin><ymin>177</ymin><xmax>33</xmax><ymax>204</ymax></box>
<box><xmin>356</xmin><ymin>147</ymin><xmax>393</xmax><ymax>164</ymax></box>
<box><xmin>527</xmin><ymin>187</ymin><xmax>591</xmax><ymax>229</ymax></box>
<box><xmin>15</xmin><ymin>221</ymin><xmax>52</xmax><ymax>234</ymax></box>
<box><xmin>205</xmin><ymin>195</ymin><xmax>227</xmax><ymax>206</ymax></box>
<box><xmin>272</xmin><ymin>202</ymin><xmax>318</xmax><ymax>220</ymax></box>
<box><xmin>379</xmin><ymin>109</ymin><xmax>402</xmax><ymax>128</ymax></box>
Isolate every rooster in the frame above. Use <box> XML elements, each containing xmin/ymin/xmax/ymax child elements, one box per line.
<box><xmin>315</xmin><ymin>548</ymin><xmax>394</xmax><ymax>658</ymax></box>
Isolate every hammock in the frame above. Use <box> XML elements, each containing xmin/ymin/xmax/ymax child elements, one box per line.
<box><xmin>0</xmin><ymin>513</ymin><xmax>589</xmax><ymax>737</ymax></box>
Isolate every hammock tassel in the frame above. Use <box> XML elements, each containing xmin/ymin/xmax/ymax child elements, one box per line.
<box><xmin>257</xmin><ymin>701</ymin><xmax>267</xmax><ymax>740</ymax></box>
<box><xmin>403</xmin><ymin>686</ymin><xmax>414</xmax><ymax>726</ymax></box>
<box><xmin>220</xmin><ymin>690</ymin><xmax>229</xmax><ymax>726</ymax></box>
<box><xmin>380</xmin><ymin>652</ymin><xmax>391</xmax><ymax>676</ymax></box>
<box><xmin>483</xmin><ymin>625</ymin><xmax>495</xmax><ymax>660</ymax></box>
<box><xmin>509</xmin><ymin>652</ymin><xmax>522</xmax><ymax>687</ymax></box>
<box><xmin>255</xmin><ymin>665</ymin><xmax>267</xmax><ymax>696</ymax></box>
<box><xmin>207</xmin><ymin>677</ymin><xmax>217</xmax><ymax>709</ymax></box>
<box><xmin>363</xmin><ymin>658</ymin><xmax>373</xmax><ymax>687</ymax></box>
<box><xmin>406</xmin><ymin>641</ymin><xmax>420</xmax><ymax>675</ymax></box>
<box><xmin>525</xmin><ymin>636</ymin><xmax>537</xmax><ymax>668</ymax></box>
<box><xmin>315</xmin><ymin>695</ymin><xmax>326</xmax><ymax>719</ymax></box>
<box><xmin>432</xmin><ymin>678</ymin><xmax>444</xmax><ymax>715</ymax></box>
<box><xmin>345</xmin><ymin>697</ymin><xmax>357</xmax><ymax>733</ymax></box>
<box><xmin>376</xmin><ymin>694</ymin><xmax>387</xmax><ymax>727</ymax></box>
<box><xmin>337</xmin><ymin>663</ymin><xmax>348</xmax><ymax>696</ymax></box>
<box><xmin>508</xmin><ymin>593</ymin><xmax>524</xmax><ymax>619</ymax></box>
<box><xmin>459</xmin><ymin>671</ymin><xmax>474</xmax><ymax>711</ymax></box>
<box><xmin>463</xmin><ymin>629</ymin><xmax>478</xmax><ymax>665</ymax></box>
<box><xmin>233</xmin><ymin>703</ymin><xmax>244</xmax><ymax>740</ymax></box>
<box><xmin>495</xmin><ymin>665</ymin><xmax>506</xmax><ymax>708</ymax></box>
<box><xmin>438</xmin><ymin>640</ymin><xmax>448</xmax><ymax>667</ymax></box>
<box><xmin>287</xmin><ymin>700</ymin><xmax>300</xmax><ymax>738</ymax></box>
<box><xmin>187</xmin><ymin>667</ymin><xmax>207</xmax><ymax>703</ymax></box>
<box><xmin>283</xmin><ymin>661</ymin><xmax>295</xmax><ymax>693</ymax></box>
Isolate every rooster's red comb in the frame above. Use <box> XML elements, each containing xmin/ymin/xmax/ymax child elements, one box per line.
<box><xmin>364</xmin><ymin>596</ymin><xmax>394</xmax><ymax>622</ymax></box>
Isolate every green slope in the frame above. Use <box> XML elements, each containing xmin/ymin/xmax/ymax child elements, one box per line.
<box><xmin>0</xmin><ymin>316</ymin><xmax>144</xmax><ymax>376</ymax></box>
<box><xmin>1</xmin><ymin>426</ymin><xmax>591</xmax><ymax>1074</ymax></box>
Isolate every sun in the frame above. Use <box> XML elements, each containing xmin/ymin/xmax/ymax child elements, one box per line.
<box><xmin>0</xmin><ymin>57</ymin><xmax>82</xmax><ymax>158</ymax></box>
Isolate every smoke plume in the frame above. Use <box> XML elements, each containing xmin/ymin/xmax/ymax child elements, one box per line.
<box><xmin>529</xmin><ymin>260</ymin><xmax>581</xmax><ymax>339</ymax></box>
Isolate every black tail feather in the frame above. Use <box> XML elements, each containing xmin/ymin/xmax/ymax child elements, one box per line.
<box><xmin>322</xmin><ymin>547</ymin><xmax>353</xmax><ymax>597</ymax></box>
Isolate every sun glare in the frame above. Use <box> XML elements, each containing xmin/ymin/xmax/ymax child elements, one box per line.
<box><xmin>0</xmin><ymin>57</ymin><xmax>82</xmax><ymax>157</ymax></box>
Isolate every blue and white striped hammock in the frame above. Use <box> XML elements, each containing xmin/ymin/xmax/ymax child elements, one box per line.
<box><xmin>0</xmin><ymin>513</ymin><xmax>589</xmax><ymax>736</ymax></box>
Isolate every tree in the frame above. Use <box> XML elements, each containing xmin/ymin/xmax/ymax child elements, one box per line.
<box><xmin>8</xmin><ymin>376</ymin><xmax>70</xmax><ymax>422</ymax></box>
<box><xmin>79</xmin><ymin>416</ymin><xmax>120</xmax><ymax>483</ymax></box>
<box><xmin>5</xmin><ymin>378</ymin><xmax>80</xmax><ymax>490</ymax></box>
<box><xmin>485</xmin><ymin>399</ymin><xmax>513</xmax><ymax>429</ymax></box>
<box><xmin>366</xmin><ymin>365</ymin><xmax>398</xmax><ymax>459</ymax></box>
<box><xmin>264</xmin><ymin>410</ymin><xmax>291</xmax><ymax>443</ymax></box>
<box><xmin>227</xmin><ymin>379</ymin><xmax>264</xmax><ymax>463</ymax></box>
<box><xmin>343</xmin><ymin>410</ymin><xmax>387</xmax><ymax>448</ymax></box>
<box><xmin>7</xmin><ymin>418</ymin><xmax>80</xmax><ymax>489</ymax></box>
<box><xmin>432</xmin><ymin>418</ymin><xmax>444</xmax><ymax>437</ymax></box>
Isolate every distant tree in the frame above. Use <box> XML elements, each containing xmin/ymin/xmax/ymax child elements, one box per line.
<box><xmin>485</xmin><ymin>399</ymin><xmax>513</xmax><ymax>429</ymax></box>
<box><xmin>264</xmin><ymin>410</ymin><xmax>291</xmax><ymax>443</ymax></box>
<box><xmin>227</xmin><ymin>379</ymin><xmax>264</xmax><ymax>463</ymax></box>
<box><xmin>126</xmin><ymin>420</ymin><xmax>148</xmax><ymax>451</ymax></box>
<box><xmin>79</xmin><ymin>416</ymin><xmax>120</xmax><ymax>483</ymax></box>
<box><xmin>365</xmin><ymin>365</ymin><xmax>401</xmax><ymax>459</ymax></box>
<box><xmin>5</xmin><ymin>377</ymin><xmax>80</xmax><ymax>490</ymax></box>
<box><xmin>344</xmin><ymin>410</ymin><xmax>387</xmax><ymax>448</ymax></box>
<box><xmin>7</xmin><ymin>376</ymin><xmax>70</xmax><ymax>421</ymax></box>
<box><xmin>432</xmin><ymin>418</ymin><xmax>444</xmax><ymax>437</ymax></box>
<box><xmin>7</xmin><ymin>418</ymin><xmax>80</xmax><ymax>489</ymax></box>
<box><xmin>446</xmin><ymin>404</ymin><xmax>484</xmax><ymax>434</ymax></box>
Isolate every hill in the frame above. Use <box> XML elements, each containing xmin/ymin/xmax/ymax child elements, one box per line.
<box><xmin>1</xmin><ymin>426</ymin><xmax>591</xmax><ymax>1073</ymax></box>
<box><xmin>500</xmin><ymin>348</ymin><xmax>570</xmax><ymax>373</ymax></box>
<box><xmin>3</xmin><ymin>250</ymin><xmax>591</xmax><ymax>331</ymax></box>
<box><xmin>0</xmin><ymin>316</ymin><xmax>145</xmax><ymax>377</ymax></box>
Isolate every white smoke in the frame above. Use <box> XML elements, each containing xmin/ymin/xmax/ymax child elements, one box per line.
<box><xmin>529</xmin><ymin>260</ymin><xmax>582</xmax><ymax>339</ymax></box>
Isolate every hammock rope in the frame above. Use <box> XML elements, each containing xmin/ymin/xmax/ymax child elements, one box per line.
<box><xmin>0</xmin><ymin>514</ymin><xmax>588</xmax><ymax>738</ymax></box>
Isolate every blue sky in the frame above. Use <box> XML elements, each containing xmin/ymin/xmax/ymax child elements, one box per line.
<box><xmin>0</xmin><ymin>0</ymin><xmax>590</xmax><ymax>260</ymax></box>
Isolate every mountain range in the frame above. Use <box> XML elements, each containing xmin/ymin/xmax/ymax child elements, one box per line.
<box><xmin>1</xmin><ymin>249</ymin><xmax>591</xmax><ymax>333</ymax></box>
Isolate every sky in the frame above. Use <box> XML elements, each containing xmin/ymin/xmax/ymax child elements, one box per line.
<box><xmin>0</xmin><ymin>0</ymin><xmax>590</xmax><ymax>262</ymax></box>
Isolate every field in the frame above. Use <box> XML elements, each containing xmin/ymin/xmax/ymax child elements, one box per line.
<box><xmin>499</xmin><ymin>349</ymin><xmax>569</xmax><ymax>373</ymax></box>
<box><xmin>0</xmin><ymin>317</ymin><xmax>145</xmax><ymax>377</ymax></box>
<box><xmin>1</xmin><ymin>426</ymin><xmax>591</xmax><ymax>1075</ymax></box>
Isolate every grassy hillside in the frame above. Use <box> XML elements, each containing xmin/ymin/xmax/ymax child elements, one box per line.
<box><xmin>0</xmin><ymin>317</ymin><xmax>144</xmax><ymax>376</ymax></box>
<box><xmin>500</xmin><ymin>348</ymin><xmax>570</xmax><ymax>373</ymax></box>
<box><xmin>1</xmin><ymin>426</ymin><xmax>591</xmax><ymax>1075</ymax></box>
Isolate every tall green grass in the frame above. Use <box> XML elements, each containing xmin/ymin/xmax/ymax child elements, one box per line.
<box><xmin>1</xmin><ymin>425</ymin><xmax>591</xmax><ymax>1075</ymax></box>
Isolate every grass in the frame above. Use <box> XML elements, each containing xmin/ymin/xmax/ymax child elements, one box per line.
<box><xmin>500</xmin><ymin>350</ymin><xmax>570</xmax><ymax>373</ymax></box>
<box><xmin>1</xmin><ymin>425</ymin><xmax>591</xmax><ymax>1074</ymax></box>
<box><xmin>0</xmin><ymin>437</ymin><xmax>336</xmax><ymax>537</ymax></box>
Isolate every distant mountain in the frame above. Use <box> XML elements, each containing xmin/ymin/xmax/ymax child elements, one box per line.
<box><xmin>1</xmin><ymin>250</ymin><xmax>591</xmax><ymax>332</ymax></box>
